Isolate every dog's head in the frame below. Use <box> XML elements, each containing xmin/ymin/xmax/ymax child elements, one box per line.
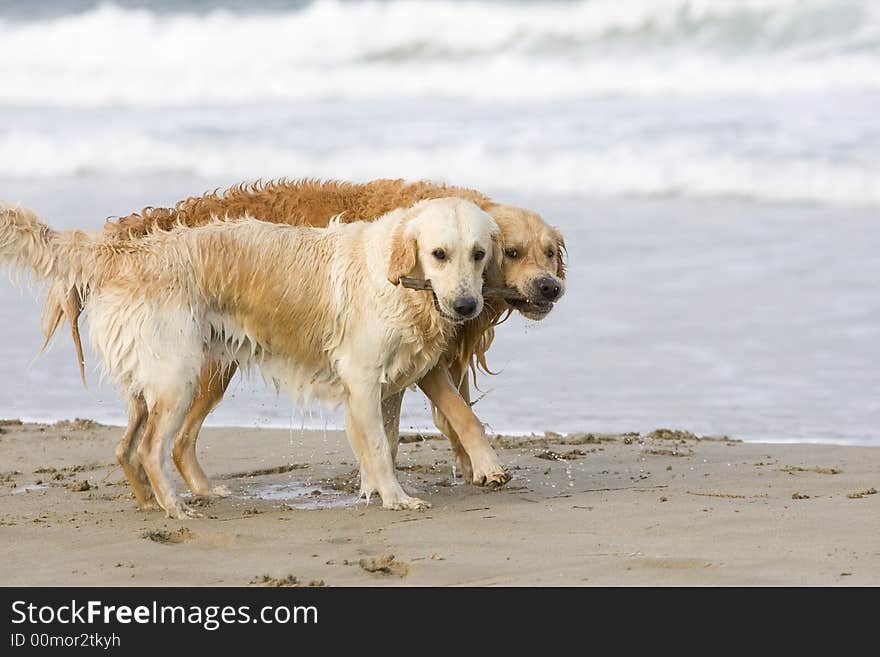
<box><xmin>388</xmin><ymin>198</ymin><xmax>501</xmax><ymax>324</ymax></box>
<box><xmin>485</xmin><ymin>204</ymin><xmax>566</xmax><ymax>321</ymax></box>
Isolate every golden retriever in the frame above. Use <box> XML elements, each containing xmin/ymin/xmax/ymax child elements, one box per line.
<box><xmin>1</xmin><ymin>198</ymin><xmax>502</xmax><ymax>517</ymax></box>
<box><xmin>42</xmin><ymin>179</ymin><xmax>567</xmax><ymax>498</ymax></box>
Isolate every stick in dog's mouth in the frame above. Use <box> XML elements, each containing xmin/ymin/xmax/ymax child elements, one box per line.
<box><xmin>399</xmin><ymin>277</ymin><xmax>526</xmax><ymax>301</ymax></box>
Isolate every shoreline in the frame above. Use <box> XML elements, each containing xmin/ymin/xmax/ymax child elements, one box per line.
<box><xmin>1</xmin><ymin>420</ymin><xmax>878</xmax><ymax>586</ymax></box>
<box><xmin>3</xmin><ymin>417</ymin><xmax>876</xmax><ymax>449</ymax></box>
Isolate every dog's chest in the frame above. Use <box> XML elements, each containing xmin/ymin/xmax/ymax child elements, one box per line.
<box><xmin>379</xmin><ymin>322</ymin><xmax>448</xmax><ymax>392</ymax></box>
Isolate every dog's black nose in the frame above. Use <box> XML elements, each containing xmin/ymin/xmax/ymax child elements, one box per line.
<box><xmin>535</xmin><ymin>277</ymin><xmax>561</xmax><ymax>301</ymax></box>
<box><xmin>452</xmin><ymin>296</ymin><xmax>478</xmax><ymax>317</ymax></box>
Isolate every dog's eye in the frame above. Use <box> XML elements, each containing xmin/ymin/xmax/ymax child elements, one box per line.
<box><xmin>505</xmin><ymin>248</ymin><xmax>519</xmax><ymax>259</ymax></box>
<box><xmin>432</xmin><ymin>249</ymin><xmax>447</xmax><ymax>261</ymax></box>
<box><xmin>473</xmin><ymin>250</ymin><xmax>485</xmax><ymax>262</ymax></box>
<box><xmin>546</xmin><ymin>248</ymin><xmax>555</xmax><ymax>259</ymax></box>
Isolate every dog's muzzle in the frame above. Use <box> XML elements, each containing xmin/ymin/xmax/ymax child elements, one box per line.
<box><xmin>507</xmin><ymin>276</ymin><xmax>563</xmax><ymax>318</ymax></box>
<box><xmin>534</xmin><ymin>276</ymin><xmax>561</xmax><ymax>301</ymax></box>
<box><xmin>452</xmin><ymin>296</ymin><xmax>478</xmax><ymax>319</ymax></box>
<box><xmin>432</xmin><ymin>292</ymin><xmax>479</xmax><ymax>323</ymax></box>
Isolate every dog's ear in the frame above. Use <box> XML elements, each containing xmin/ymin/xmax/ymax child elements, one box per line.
<box><xmin>387</xmin><ymin>215</ymin><xmax>417</xmax><ymax>286</ymax></box>
<box><xmin>484</xmin><ymin>226</ymin><xmax>506</xmax><ymax>287</ymax></box>
<box><xmin>551</xmin><ymin>226</ymin><xmax>567</xmax><ymax>279</ymax></box>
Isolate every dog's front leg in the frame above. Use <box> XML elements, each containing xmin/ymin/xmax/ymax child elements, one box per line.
<box><xmin>344</xmin><ymin>381</ymin><xmax>429</xmax><ymax>510</ymax></box>
<box><xmin>358</xmin><ymin>388</ymin><xmax>405</xmax><ymax>498</ymax></box>
<box><xmin>418</xmin><ymin>365</ymin><xmax>510</xmax><ymax>488</ymax></box>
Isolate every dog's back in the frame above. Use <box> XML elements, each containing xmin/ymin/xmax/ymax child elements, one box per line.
<box><xmin>89</xmin><ymin>220</ymin><xmax>343</xmax><ymax>398</ymax></box>
<box><xmin>105</xmin><ymin>178</ymin><xmax>493</xmax><ymax>239</ymax></box>
<box><xmin>42</xmin><ymin>179</ymin><xmax>497</xmax><ymax>381</ymax></box>
<box><xmin>86</xmin><ymin>211</ymin><xmax>455</xmax><ymax>403</ymax></box>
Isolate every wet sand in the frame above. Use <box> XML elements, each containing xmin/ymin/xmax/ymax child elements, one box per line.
<box><xmin>0</xmin><ymin>420</ymin><xmax>877</xmax><ymax>586</ymax></box>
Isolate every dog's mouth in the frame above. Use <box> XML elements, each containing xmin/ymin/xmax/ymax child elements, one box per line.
<box><xmin>507</xmin><ymin>297</ymin><xmax>555</xmax><ymax>319</ymax></box>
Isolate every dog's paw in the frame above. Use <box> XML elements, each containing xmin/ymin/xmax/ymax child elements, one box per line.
<box><xmin>359</xmin><ymin>484</ymin><xmax>377</xmax><ymax>498</ymax></box>
<box><xmin>209</xmin><ymin>485</ymin><xmax>232</xmax><ymax>498</ymax></box>
<box><xmin>164</xmin><ymin>501</ymin><xmax>203</xmax><ymax>520</ymax></box>
<box><xmin>190</xmin><ymin>484</ymin><xmax>232</xmax><ymax>498</ymax></box>
<box><xmin>358</xmin><ymin>469</ymin><xmax>379</xmax><ymax>503</ymax></box>
<box><xmin>382</xmin><ymin>495</ymin><xmax>431</xmax><ymax>511</ymax></box>
<box><xmin>138</xmin><ymin>498</ymin><xmax>161</xmax><ymax>512</ymax></box>
<box><xmin>472</xmin><ymin>467</ymin><xmax>511</xmax><ymax>489</ymax></box>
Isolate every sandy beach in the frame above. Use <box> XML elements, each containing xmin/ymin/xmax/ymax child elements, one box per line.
<box><xmin>1</xmin><ymin>419</ymin><xmax>877</xmax><ymax>586</ymax></box>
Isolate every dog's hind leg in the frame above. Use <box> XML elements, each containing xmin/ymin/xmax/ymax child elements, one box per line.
<box><xmin>115</xmin><ymin>394</ymin><xmax>159</xmax><ymax>511</ymax></box>
<box><xmin>344</xmin><ymin>380</ymin><xmax>429</xmax><ymax>510</ymax></box>
<box><xmin>138</xmin><ymin>386</ymin><xmax>201</xmax><ymax>519</ymax></box>
<box><xmin>173</xmin><ymin>360</ymin><xmax>237</xmax><ymax>498</ymax></box>
<box><xmin>382</xmin><ymin>389</ymin><xmax>404</xmax><ymax>464</ymax></box>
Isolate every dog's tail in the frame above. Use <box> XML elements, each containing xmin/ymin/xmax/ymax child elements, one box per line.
<box><xmin>0</xmin><ymin>202</ymin><xmax>58</xmax><ymax>279</ymax></box>
<box><xmin>0</xmin><ymin>202</ymin><xmax>89</xmax><ymax>384</ymax></box>
<box><xmin>40</xmin><ymin>280</ymin><xmax>87</xmax><ymax>385</ymax></box>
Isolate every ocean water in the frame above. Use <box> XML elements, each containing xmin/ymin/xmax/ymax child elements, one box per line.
<box><xmin>0</xmin><ymin>1</ymin><xmax>878</xmax><ymax>444</ymax></box>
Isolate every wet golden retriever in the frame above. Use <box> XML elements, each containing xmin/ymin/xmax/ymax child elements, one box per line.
<box><xmin>1</xmin><ymin>198</ymin><xmax>501</xmax><ymax>517</ymax></box>
<box><xmin>42</xmin><ymin>179</ymin><xmax>567</xmax><ymax>499</ymax></box>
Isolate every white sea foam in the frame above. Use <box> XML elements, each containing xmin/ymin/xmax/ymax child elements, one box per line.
<box><xmin>1</xmin><ymin>130</ymin><xmax>878</xmax><ymax>206</ymax></box>
<box><xmin>0</xmin><ymin>1</ymin><xmax>877</xmax><ymax>206</ymax></box>
<box><xmin>0</xmin><ymin>0</ymin><xmax>877</xmax><ymax>105</ymax></box>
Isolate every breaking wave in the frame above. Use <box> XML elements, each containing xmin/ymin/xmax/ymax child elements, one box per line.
<box><xmin>0</xmin><ymin>0</ymin><xmax>878</xmax><ymax>105</ymax></box>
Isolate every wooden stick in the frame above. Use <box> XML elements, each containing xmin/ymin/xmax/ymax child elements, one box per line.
<box><xmin>400</xmin><ymin>277</ymin><xmax>526</xmax><ymax>301</ymax></box>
